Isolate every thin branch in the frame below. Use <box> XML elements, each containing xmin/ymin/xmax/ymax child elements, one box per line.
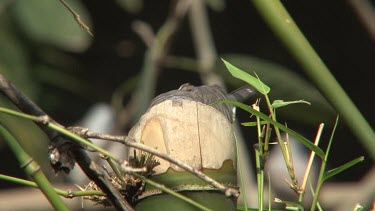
<box><xmin>0</xmin><ymin>173</ymin><xmax>105</xmax><ymax>198</ymax></box>
<box><xmin>84</xmin><ymin>131</ymin><xmax>240</xmax><ymax>198</ymax></box>
<box><xmin>300</xmin><ymin>124</ymin><xmax>324</xmax><ymax>194</ymax></box>
<box><xmin>72</xmin><ymin>147</ymin><xmax>134</xmax><ymax>211</ymax></box>
<box><xmin>0</xmin><ymin>97</ymin><xmax>240</xmax><ymax>198</ymax></box>
<box><xmin>0</xmin><ymin>74</ymin><xmax>132</xmax><ymax>211</ymax></box>
<box><xmin>58</xmin><ymin>0</ymin><xmax>93</xmax><ymax>36</ymax></box>
<box><xmin>0</xmin><ymin>105</ymin><xmax>239</xmax><ymax>198</ymax></box>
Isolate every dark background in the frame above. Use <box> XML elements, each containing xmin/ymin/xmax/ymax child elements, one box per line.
<box><xmin>0</xmin><ymin>0</ymin><xmax>373</xmax><ymax>202</ymax></box>
<box><xmin>76</xmin><ymin>0</ymin><xmax>374</xmax><ymax>181</ymax></box>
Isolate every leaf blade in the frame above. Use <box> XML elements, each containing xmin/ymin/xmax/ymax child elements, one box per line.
<box><xmin>218</xmin><ymin>100</ymin><xmax>325</xmax><ymax>158</ymax></box>
<box><xmin>272</xmin><ymin>99</ymin><xmax>311</xmax><ymax>109</ymax></box>
<box><xmin>323</xmin><ymin>156</ymin><xmax>364</xmax><ymax>181</ymax></box>
<box><xmin>221</xmin><ymin>58</ymin><xmax>270</xmax><ymax>94</ymax></box>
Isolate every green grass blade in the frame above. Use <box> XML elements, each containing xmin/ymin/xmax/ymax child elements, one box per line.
<box><xmin>323</xmin><ymin>156</ymin><xmax>365</xmax><ymax>181</ymax></box>
<box><xmin>254</xmin><ymin>147</ymin><xmax>264</xmax><ymax>211</ymax></box>
<box><xmin>268</xmin><ymin>172</ymin><xmax>271</xmax><ymax>211</ymax></box>
<box><xmin>221</xmin><ymin>58</ymin><xmax>270</xmax><ymax>94</ymax></box>
<box><xmin>219</xmin><ymin>100</ymin><xmax>325</xmax><ymax>158</ymax></box>
<box><xmin>234</xmin><ymin>133</ymin><xmax>249</xmax><ymax>211</ymax></box>
<box><xmin>0</xmin><ymin>174</ymin><xmax>105</xmax><ymax>197</ymax></box>
<box><xmin>251</xmin><ymin>0</ymin><xmax>375</xmax><ymax>160</ymax></box>
<box><xmin>241</xmin><ymin>121</ymin><xmax>268</xmax><ymax>126</ymax></box>
<box><xmin>271</xmin><ymin>100</ymin><xmax>310</xmax><ymax>109</ymax></box>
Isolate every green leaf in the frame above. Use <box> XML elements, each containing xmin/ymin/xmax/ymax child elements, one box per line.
<box><xmin>221</xmin><ymin>58</ymin><xmax>270</xmax><ymax>94</ymax></box>
<box><xmin>323</xmin><ymin>156</ymin><xmax>364</xmax><ymax>181</ymax></box>
<box><xmin>218</xmin><ymin>100</ymin><xmax>325</xmax><ymax>158</ymax></box>
<box><xmin>217</xmin><ymin>54</ymin><xmax>335</xmax><ymax>125</ymax></box>
<box><xmin>241</xmin><ymin>121</ymin><xmax>268</xmax><ymax>126</ymax></box>
<box><xmin>272</xmin><ymin>99</ymin><xmax>311</xmax><ymax>109</ymax></box>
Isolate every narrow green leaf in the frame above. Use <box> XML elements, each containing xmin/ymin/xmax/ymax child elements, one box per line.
<box><xmin>272</xmin><ymin>100</ymin><xmax>311</xmax><ymax>109</ymax></box>
<box><xmin>218</xmin><ymin>100</ymin><xmax>325</xmax><ymax>158</ymax></box>
<box><xmin>323</xmin><ymin>156</ymin><xmax>364</xmax><ymax>181</ymax></box>
<box><xmin>251</xmin><ymin>0</ymin><xmax>375</xmax><ymax>160</ymax></box>
<box><xmin>221</xmin><ymin>58</ymin><xmax>270</xmax><ymax>94</ymax></box>
<box><xmin>241</xmin><ymin>121</ymin><xmax>268</xmax><ymax>126</ymax></box>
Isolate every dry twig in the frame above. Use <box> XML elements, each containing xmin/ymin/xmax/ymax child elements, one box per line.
<box><xmin>58</xmin><ymin>0</ymin><xmax>93</xmax><ymax>36</ymax></box>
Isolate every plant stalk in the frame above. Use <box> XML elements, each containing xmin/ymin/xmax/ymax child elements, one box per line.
<box><xmin>0</xmin><ymin>125</ymin><xmax>69</xmax><ymax>211</ymax></box>
<box><xmin>251</xmin><ymin>0</ymin><xmax>375</xmax><ymax>160</ymax></box>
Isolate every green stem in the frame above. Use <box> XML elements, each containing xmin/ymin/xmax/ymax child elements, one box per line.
<box><xmin>0</xmin><ymin>106</ymin><xmax>120</xmax><ymax>162</ymax></box>
<box><xmin>299</xmin><ymin>124</ymin><xmax>324</xmax><ymax>203</ymax></box>
<box><xmin>311</xmin><ymin>163</ymin><xmax>325</xmax><ymax>211</ymax></box>
<box><xmin>254</xmin><ymin>147</ymin><xmax>264</xmax><ymax>211</ymax></box>
<box><xmin>251</xmin><ymin>0</ymin><xmax>375</xmax><ymax>160</ymax></box>
<box><xmin>106</xmin><ymin>157</ymin><xmax>126</xmax><ymax>184</ymax></box>
<box><xmin>0</xmin><ymin>125</ymin><xmax>69</xmax><ymax>211</ymax></box>
<box><xmin>264</xmin><ymin>94</ymin><xmax>298</xmax><ymax>189</ymax></box>
<box><xmin>49</xmin><ymin>124</ymin><xmax>119</xmax><ymax>162</ymax></box>
<box><xmin>311</xmin><ymin>117</ymin><xmax>339</xmax><ymax>210</ymax></box>
<box><xmin>0</xmin><ymin>174</ymin><xmax>105</xmax><ymax>197</ymax></box>
<box><xmin>234</xmin><ymin>132</ymin><xmax>248</xmax><ymax>211</ymax></box>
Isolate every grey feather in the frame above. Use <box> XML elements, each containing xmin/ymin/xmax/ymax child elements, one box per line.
<box><xmin>149</xmin><ymin>84</ymin><xmax>256</xmax><ymax>123</ymax></box>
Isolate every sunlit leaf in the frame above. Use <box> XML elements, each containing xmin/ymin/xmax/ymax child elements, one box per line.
<box><xmin>221</xmin><ymin>58</ymin><xmax>270</xmax><ymax>94</ymax></box>
<box><xmin>272</xmin><ymin>99</ymin><xmax>311</xmax><ymax>108</ymax></box>
<box><xmin>218</xmin><ymin>54</ymin><xmax>335</xmax><ymax>125</ymax></box>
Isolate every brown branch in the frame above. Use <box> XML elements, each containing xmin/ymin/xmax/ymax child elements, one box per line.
<box><xmin>83</xmin><ymin>131</ymin><xmax>240</xmax><ymax>198</ymax></box>
<box><xmin>0</xmin><ymin>74</ymin><xmax>132</xmax><ymax>211</ymax></box>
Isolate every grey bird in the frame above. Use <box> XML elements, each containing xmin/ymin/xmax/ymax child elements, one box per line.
<box><xmin>149</xmin><ymin>84</ymin><xmax>256</xmax><ymax>123</ymax></box>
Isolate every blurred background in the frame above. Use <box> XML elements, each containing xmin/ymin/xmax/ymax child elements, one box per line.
<box><xmin>0</xmin><ymin>0</ymin><xmax>374</xmax><ymax>210</ymax></box>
